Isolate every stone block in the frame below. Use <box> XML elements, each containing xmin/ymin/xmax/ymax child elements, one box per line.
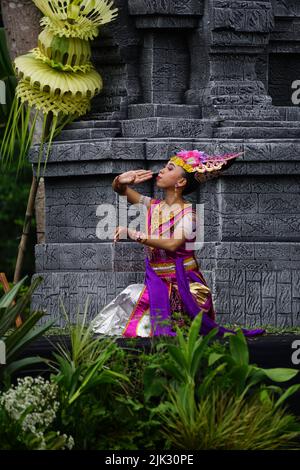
<box><xmin>262</xmin><ymin>271</ymin><xmax>276</xmax><ymax>298</ymax></box>
<box><xmin>292</xmin><ymin>271</ymin><xmax>300</xmax><ymax>298</ymax></box>
<box><xmin>121</xmin><ymin>118</ymin><xmax>215</xmax><ymax>138</ymax></box>
<box><xmin>128</xmin><ymin>104</ymin><xmax>201</xmax><ymax>119</ymax></box>
<box><xmin>277</xmin><ymin>283</ymin><xmax>292</xmax><ymax>314</ymax></box>
<box><xmin>135</xmin><ymin>16</ymin><xmax>200</xmax><ymax>28</ymax></box>
<box><xmin>213</xmin><ymin>7</ymin><xmax>273</xmax><ymax>34</ymax></box>
<box><xmin>245</xmin><ymin>314</ymin><xmax>263</xmax><ymax>328</ymax></box>
<box><xmin>245</xmin><ymin>281</ymin><xmax>261</xmax><ymax>314</ymax></box>
<box><xmin>222</xmin><ymin>194</ymin><xmax>258</xmax><ymax>214</ymax></box>
<box><xmin>230</xmin><ymin>295</ymin><xmax>246</xmax><ymax>323</ymax></box>
<box><xmin>215</xmin><ymin>282</ymin><xmax>230</xmax><ymax>313</ymax></box>
<box><xmin>276</xmin><ymin>314</ymin><xmax>293</xmax><ymax>328</ymax></box>
<box><xmin>241</xmin><ymin>214</ymin><xmax>275</xmax><ymax>238</ymax></box>
<box><xmin>128</xmin><ymin>0</ymin><xmax>203</xmax><ymax>15</ymax></box>
<box><xmin>230</xmin><ymin>270</ymin><xmax>246</xmax><ymax>296</ymax></box>
<box><xmin>262</xmin><ymin>298</ymin><xmax>276</xmax><ymax>325</ymax></box>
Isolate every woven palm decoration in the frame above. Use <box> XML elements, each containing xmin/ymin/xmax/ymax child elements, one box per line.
<box><xmin>0</xmin><ymin>0</ymin><xmax>118</xmax><ymax>177</ymax></box>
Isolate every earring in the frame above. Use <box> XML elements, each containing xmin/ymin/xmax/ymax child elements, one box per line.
<box><xmin>175</xmin><ymin>184</ymin><xmax>178</xmax><ymax>195</ymax></box>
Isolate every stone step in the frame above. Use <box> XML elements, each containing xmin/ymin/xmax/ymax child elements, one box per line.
<box><xmin>219</xmin><ymin>120</ymin><xmax>300</xmax><ymax>128</ymax></box>
<box><xmin>80</xmin><ymin>111</ymin><xmax>125</xmax><ymax>121</ymax></box>
<box><xmin>121</xmin><ymin>118</ymin><xmax>215</xmax><ymax>138</ymax></box>
<box><xmin>214</xmin><ymin>126</ymin><xmax>300</xmax><ymax>139</ymax></box>
<box><xmin>205</xmin><ymin>106</ymin><xmax>281</xmax><ymax>121</ymax></box>
<box><xmin>55</xmin><ymin>127</ymin><xmax>121</xmax><ymax>142</ymax></box>
<box><xmin>278</xmin><ymin>107</ymin><xmax>300</xmax><ymax>121</ymax></box>
<box><xmin>66</xmin><ymin>120</ymin><xmax>121</xmax><ymax>130</ymax></box>
<box><xmin>210</xmin><ymin>94</ymin><xmax>272</xmax><ymax>106</ymax></box>
<box><xmin>128</xmin><ymin>104</ymin><xmax>201</xmax><ymax>119</ymax></box>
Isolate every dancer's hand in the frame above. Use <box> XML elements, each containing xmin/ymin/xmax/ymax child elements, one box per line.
<box><xmin>114</xmin><ymin>226</ymin><xmax>143</xmax><ymax>242</ymax></box>
<box><xmin>114</xmin><ymin>226</ymin><xmax>128</xmax><ymax>242</ymax></box>
<box><xmin>117</xmin><ymin>169</ymin><xmax>153</xmax><ymax>185</ymax></box>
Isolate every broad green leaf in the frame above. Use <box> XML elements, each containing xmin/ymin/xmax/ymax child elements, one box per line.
<box><xmin>229</xmin><ymin>329</ymin><xmax>249</xmax><ymax>366</ymax></box>
<box><xmin>2</xmin><ymin>356</ymin><xmax>45</xmax><ymax>377</ymax></box>
<box><xmin>0</xmin><ymin>276</ymin><xmax>27</xmax><ymax>309</ymax></box>
<box><xmin>275</xmin><ymin>384</ymin><xmax>300</xmax><ymax>409</ymax></box>
<box><xmin>261</xmin><ymin>368</ymin><xmax>299</xmax><ymax>383</ymax></box>
<box><xmin>228</xmin><ymin>364</ymin><xmax>250</xmax><ymax>393</ymax></box>
<box><xmin>208</xmin><ymin>352</ymin><xmax>224</xmax><ymax>366</ymax></box>
<box><xmin>166</xmin><ymin>344</ymin><xmax>188</xmax><ymax>371</ymax></box>
<box><xmin>5</xmin><ymin>315</ymin><xmax>54</xmax><ymax>361</ymax></box>
<box><xmin>190</xmin><ymin>328</ymin><xmax>218</xmax><ymax>378</ymax></box>
<box><xmin>259</xmin><ymin>388</ymin><xmax>273</xmax><ymax>406</ymax></box>
<box><xmin>198</xmin><ymin>363</ymin><xmax>227</xmax><ymax>397</ymax></box>
<box><xmin>187</xmin><ymin>312</ymin><xmax>203</xmax><ymax>358</ymax></box>
<box><xmin>161</xmin><ymin>362</ymin><xmax>184</xmax><ymax>382</ymax></box>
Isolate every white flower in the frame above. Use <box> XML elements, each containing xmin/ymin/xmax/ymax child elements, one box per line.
<box><xmin>0</xmin><ymin>376</ymin><xmax>73</xmax><ymax>449</ymax></box>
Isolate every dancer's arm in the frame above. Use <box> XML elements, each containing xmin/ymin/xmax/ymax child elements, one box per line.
<box><xmin>114</xmin><ymin>211</ymin><xmax>196</xmax><ymax>252</ymax></box>
<box><xmin>112</xmin><ymin>170</ymin><xmax>153</xmax><ymax>205</ymax></box>
<box><xmin>139</xmin><ymin>235</ymin><xmax>185</xmax><ymax>253</ymax></box>
<box><xmin>114</xmin><ymin>228</ymin><xmax>189</xmax><ymax>253</ymax></box>
<box><xmin>140</xmin><ymin>212</ymin><xmax>195</xmax><ymax>252</ymax></box>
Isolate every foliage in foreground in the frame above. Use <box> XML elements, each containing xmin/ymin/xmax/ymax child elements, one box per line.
<box><xmin>155</xmin><ymin>315</ymin><xmax>300</xmax><ymax>450</ymax></box>
<box><xmin>0</xmin><ymin>27</ymin><xmax>36</xmax><ymax>280</ymax></box>
<box><xmin>0</xmin><ymin>275</ymin><xmax>54</xmax><ymax>387</ymax></box>
<box><xmin>1</xmin><ymin>305</ymin><xmax>300</xmax><ymax>450</ymax></box>
<box><xmin>0</xmin><ymin>376</ymin><xmax>73</xmax><ymax>450</ymax></box>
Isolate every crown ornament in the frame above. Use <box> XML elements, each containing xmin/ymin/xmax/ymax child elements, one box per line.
<box><xmin>169</xmin><ymin>149</ymin><xmax>244</xmax><ymax>183</ymax></box>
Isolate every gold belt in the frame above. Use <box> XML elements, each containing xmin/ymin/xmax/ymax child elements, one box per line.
<box><xmin>150</xmin><ymin>256</ymin><xmax>198</xmax><ymax>276</ymax></box>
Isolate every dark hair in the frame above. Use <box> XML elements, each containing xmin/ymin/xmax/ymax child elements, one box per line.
<box><xmin>182</xmin><ymin>159</ymin><xmax>236</xmax><ymax>195</ymax></box>
<box><xmin>182</xmin><ymin>171</ymin><xmax>199</xmax><ymax>195</ymax></box>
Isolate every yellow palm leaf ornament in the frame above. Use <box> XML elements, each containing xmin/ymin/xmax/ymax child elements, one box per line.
<box><xmin>0</xmin><ymin>0</ymin><xmax>118</xmax><ymax>176</ymax></box>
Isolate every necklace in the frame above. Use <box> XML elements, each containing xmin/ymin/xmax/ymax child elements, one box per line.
<box><xmin>150</xmin><ymin>201</ymin><xmax>190</xmax><ymax>235</ymax></box>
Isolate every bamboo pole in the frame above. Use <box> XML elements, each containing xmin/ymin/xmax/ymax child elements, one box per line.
<box><xmin>13</xmin><ymin>174</ymin><xmax>40</xmax><ymax>284</ymax></box>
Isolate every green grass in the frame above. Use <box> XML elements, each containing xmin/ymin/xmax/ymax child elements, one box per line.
<box><xmin>42</xmin><ymin>324</ymin><xmax>300</xmax><ymax>338</ymax></box>
<box><xmin>43</xmin><ymin>326</ymin><xmax>73</xmax><ymax>337</ymax></box>
<box><xmin>223</xmin><ymin>324</ymin><xmax>300</xmax><ymax>336</ymax></box>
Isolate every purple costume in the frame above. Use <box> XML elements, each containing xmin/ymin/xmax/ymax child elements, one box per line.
<box><xmin>92</xmin><ymin>197</ymin><xmax>265</xmax><ymax>338</ymax></box>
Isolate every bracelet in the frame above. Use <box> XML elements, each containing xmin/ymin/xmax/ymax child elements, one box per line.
<box><xmin>113</xmin><ymin>175</ymin><xmax>127</xmax><ymax>195</ymax></box>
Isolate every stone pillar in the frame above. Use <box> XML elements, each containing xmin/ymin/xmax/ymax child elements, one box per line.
<box><xmin>186</xmin><ymin>0</ymin><xmax>280</xmax><ymax>120</ymax></box>
<box><xmin>268</xmin><ymin>0</ymin><xmax>300</xmax><ymax>108</ymax></box>
<box><xmin>123</xmin><ymin>0</ymin><xmax>214</xmax><ymax>138</ymax></box>
<box><xmin>88</xmin><ymin>0</ymin><xmax>143</xmax><ymax>120</ymax></box>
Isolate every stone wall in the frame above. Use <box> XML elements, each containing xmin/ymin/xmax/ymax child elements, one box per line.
<box><xmin>30</xmin><ymin>0</ymin><xmax>300</xmax><ymax>329</ymax></box>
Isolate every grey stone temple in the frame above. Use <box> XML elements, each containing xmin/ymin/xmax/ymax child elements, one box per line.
<box><xmin>30</xmin><ymin>0</ymin><xmax>300</xmax><ymax>328</ymax></box>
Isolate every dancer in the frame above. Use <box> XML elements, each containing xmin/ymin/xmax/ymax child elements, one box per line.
<box><xmin>91</xmin><ymin>149</ymin><xmax>265</xmax><ymax>338</ymax></box>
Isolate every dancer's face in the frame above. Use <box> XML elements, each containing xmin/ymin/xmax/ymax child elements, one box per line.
<box><xmin>155</xmin><ymin>161</ymin><xmax>187</xmax><ymax>191</ymax></box>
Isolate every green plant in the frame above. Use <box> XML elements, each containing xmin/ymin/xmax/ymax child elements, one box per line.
<box><xmin>50</xmin><ymin>298</ymin><xmax>129</xmax><ymax>406</ymax></box>
<box><xmin>154</xmin><ymin>314</ymin><xmax>300</xmax><ymax>450</ymax></box>
<box><xmin>208</xmin><ymin>328</ymin><xmax>300</xmax><ymax>397</ymax></box>
<box><xmin>0</xmin><ymin>27</ymin><xmax>17</xmax><ymax>141</ymax></box>
<box><xmin>62</xmin><ymin>342</ymin><xmax>170</xmax><ymax>450</ymax></box>
<box><xmin>158</xmin><ymin>386</ymin><xmax>300</xmax><ymax>450</ymax></box>
<box><xmin>0</xmin><ymin>275</ymin><xmax>54</xmax><ymax>388</ymax></box>
<box><xmin>0</xmin><ymin>376</ymin><xmax>74</xmax><ymax>450</ymax></box>
<box><xmin>23</xmin><ymin>309</ymin><xmax>300</xmax><ymax>451</ymax></box>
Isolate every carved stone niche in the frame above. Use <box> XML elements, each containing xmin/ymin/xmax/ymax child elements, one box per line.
<box><xmin>191</xmin><ymin>0</ymin><xmax>280</xmax><ymax>120</ymax></box>
<box><xmin>125</xmin><ymin>0</ymin><xmax>205</xmax><ymax>127</ymax></box>
<box><xmin>267</xmin><ymin>1</ymin><xmax>300</xmax><ymax>106</ymax></box>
